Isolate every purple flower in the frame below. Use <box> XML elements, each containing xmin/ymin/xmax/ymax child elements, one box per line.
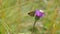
<box><xmin>35</xmin><ymin>10</ymin><xmax>44</xmax><ymax>17</ymax></box>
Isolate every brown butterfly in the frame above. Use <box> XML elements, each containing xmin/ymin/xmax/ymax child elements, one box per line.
<box><xmin>28</xmin><ymin>11</ymin><xmax>35</xmax><ymax>17</ymax></box>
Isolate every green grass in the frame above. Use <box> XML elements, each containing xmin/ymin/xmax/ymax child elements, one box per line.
<box><xmin>0</xmin><ymin>0</ymin><xmax>60</xmax><ymax>34</ymax></box>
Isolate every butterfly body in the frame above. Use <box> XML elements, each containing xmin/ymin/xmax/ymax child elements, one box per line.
<box><xmin>28</xmin><ymin>11</ymin><xmax>35</xmax><ymax>17</ymax></box>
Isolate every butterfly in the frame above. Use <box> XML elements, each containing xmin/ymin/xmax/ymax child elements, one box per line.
<box><xmin>28</xmin><ymin>11</ymin><xmax>35</xmax><ymax>17</ymax></box>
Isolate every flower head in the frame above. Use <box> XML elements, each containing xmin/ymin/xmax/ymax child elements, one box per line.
<box><xmin>35</xmin><ymin>10</ymin><xmax>44</xmax><ymax>17</ymax></box>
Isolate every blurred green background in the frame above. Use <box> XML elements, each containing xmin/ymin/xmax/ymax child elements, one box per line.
<box><xmin>0</xmin><ymin>0</ymin><xmax>60</xmax><ymax>34</ymax></box>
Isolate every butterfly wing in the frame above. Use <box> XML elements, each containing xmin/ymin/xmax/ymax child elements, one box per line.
<box><xmin>28</xmin><ymin>11</ymin><xmax>35</xmax><ymax>17</ymax></box>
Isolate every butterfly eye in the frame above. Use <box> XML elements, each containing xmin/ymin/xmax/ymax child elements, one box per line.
<box><xmin>28</xmin><ymin>11</ymin><xmax>35</xmax><ymax>17</ymax></box>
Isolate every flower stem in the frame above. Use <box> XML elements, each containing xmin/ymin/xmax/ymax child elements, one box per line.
<box><xmin>31</xmin><ymin>19</ymin><xmax>37</xmax><ymax>34</ymax></box>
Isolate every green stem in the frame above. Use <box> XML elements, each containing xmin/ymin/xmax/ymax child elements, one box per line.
<box><xmin>31</xmin><ymin>16</ymin><xmax>40</xmax><ymax>34</ymax></box>
<box><xmin>31</xmin><ymin>20</ymin><xmax>37</xmax><ymax>34</ymax></box>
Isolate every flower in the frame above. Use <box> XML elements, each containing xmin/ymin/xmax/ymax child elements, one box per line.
<box><xmin>35</xmin><ymin>10</ymin><xmax>44</xmax><ymax>17</ymax></box>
